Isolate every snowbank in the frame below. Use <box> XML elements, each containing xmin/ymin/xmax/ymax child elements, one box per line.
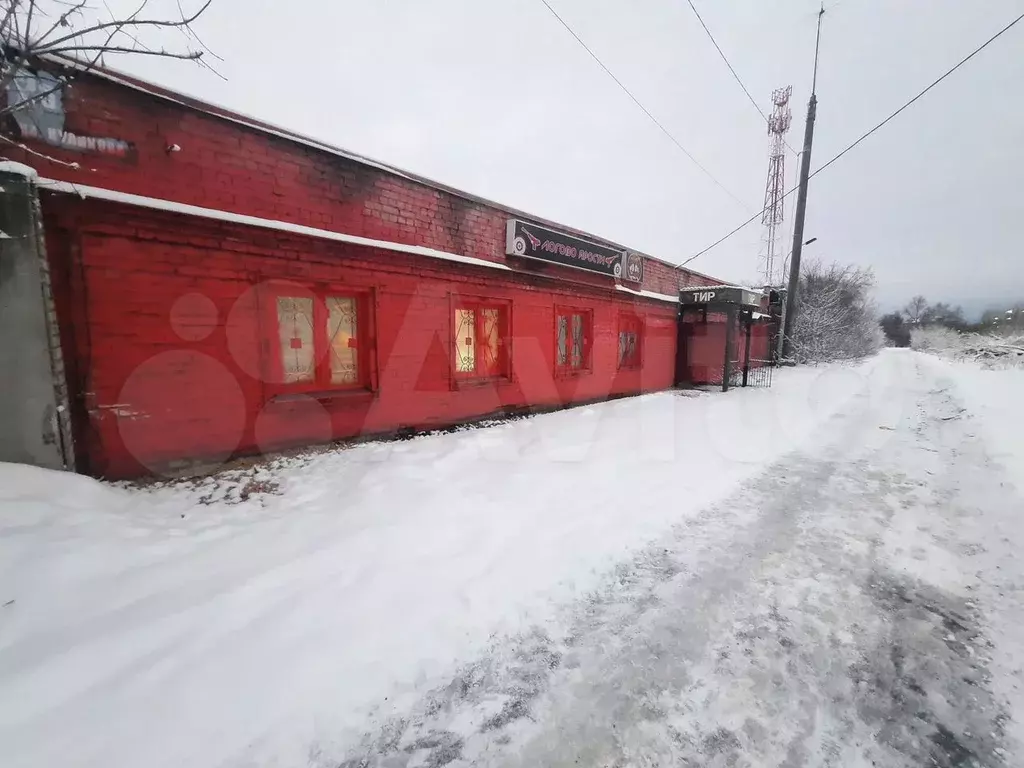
<box><xmin>912</xmin><ymin>326</ymin><xmax>1024</xmax><ymax>370</ymax></box>
<box><xmin>0</xmin><ymin>359</ymin><xmax>884</xmax><ymax>768</ymax></box>
<box><xmin>912</xmin><ymin>332</ymin><xmax>1024</xmax><ymax>492</ymax></box>
<box><xmin>919</xmin><ymin>353</ymin><xmax>1024</xmax><ymax>497</ymax></box>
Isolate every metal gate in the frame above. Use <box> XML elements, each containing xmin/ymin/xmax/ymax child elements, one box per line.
<box><xmin>729</xmin><ymin>318</ymin><xmax>774</xmax><ymax>389</ymax></box>
<box><xmin>729</xmin><ymin>358</ymin><xmax>774</xmax><ymax>389</ymax></box>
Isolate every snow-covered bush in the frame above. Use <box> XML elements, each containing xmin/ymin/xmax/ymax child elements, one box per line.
<box><xmin>788</xmin><ymin>261</ymin><xmax>883</xmax><ymax>364</ymax></box>
<box><xmin>909</xmin><ymin>325</ymin><xmax>962</xmax><ymax>353</ymax></box>
<box><xmin>912</xmin><ymin>326</ymin><xmax>1024</xmax><ymax>370</ymax></box>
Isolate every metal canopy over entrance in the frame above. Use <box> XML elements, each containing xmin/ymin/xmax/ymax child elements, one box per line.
<box><xmin>676</xmin><ymin>285</ymin><xmax>773</xmax><ymax>392</ymax></box>
<box><xmin>679</xmin><ymin>285</ymin><xmax>763</xmax><ymax>311</ymax></box>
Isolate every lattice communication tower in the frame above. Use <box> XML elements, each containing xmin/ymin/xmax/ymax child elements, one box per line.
<box><xmin>760</xmin><ymin>86</ymin><xmax>793</xmax><ymax>286</ymax></box>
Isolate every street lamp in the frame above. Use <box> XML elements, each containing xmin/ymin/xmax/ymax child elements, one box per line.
<box><xmin>776</xmin><ymin>237</ymin><xmax>817</xmax><ymax>362</ymax></box>
<box><xmin>780</xmin><ymin>237</ymin><xmax>818</xmax><ymax>282</ymax></box>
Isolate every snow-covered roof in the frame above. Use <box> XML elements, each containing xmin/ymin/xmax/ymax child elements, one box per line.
<box><xmin>37</xmin><ymin>178</ymin><xmax>514</xmax><ymax>274</ymax></box>
<box><xmin>38</xmin><ymin>178</ymin><xmax>695</xmax><ymax>308</ymax></box>
<box><xmin>0</xmin><ymin>160</ymin><xmax>39</xmax><ymax>179</ymax></box>
<box><xmin>36</xmin><ymin>178</ymin><xmax>679</xmax><ymax>305</ymax></box>
<box><xmin>614</xmin><ymin>285</ymin><xmax>678</xmax><ymax>304</ymax></box>
<box><xmin>683</xmin><ymin>283</ymin><xmax>763</xmax><ymax>294</ymax></box>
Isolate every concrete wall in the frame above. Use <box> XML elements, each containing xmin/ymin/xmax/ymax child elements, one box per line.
<box><xmin>0</xmin><ymin>169</ymin><xmax>67</xmax><ymax>470</ymax></box>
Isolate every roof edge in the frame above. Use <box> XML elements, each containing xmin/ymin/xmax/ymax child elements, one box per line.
<box><xmin>31</xmin><ymin>51</ymin><xmax>722</xmax><ymax>284</ymax></box>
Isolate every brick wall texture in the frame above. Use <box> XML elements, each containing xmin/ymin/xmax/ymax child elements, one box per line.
<box><xmin>5</xmin><ymin>66</ymin><xmax>745</xmax><ymax>477</ymax></box>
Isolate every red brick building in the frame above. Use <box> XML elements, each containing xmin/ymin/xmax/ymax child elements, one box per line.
<box><xmin>1</xmin><ymin>60</ymin><xmax>769</xmax><ymax>478</ymax></box>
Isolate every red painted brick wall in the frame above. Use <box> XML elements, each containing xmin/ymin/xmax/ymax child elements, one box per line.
<box><xmin>680</xmin><ymin>317</ymin><xmax>728</xmax><ymax>385</ymax></box>
<box><xmin>679</xmin><ymin>315</ymin><xmax>775</xmax><ymax>385</ymax></box>
<box><xmin>748</xmin><ymin>322</ymin><xmax>772</xmax><ymax>363</ymax></box>
<box><xmin>677</xmin><ymin>268</ymin><xmax>721</xmax><ymax>289</ymax></box>
<box><xmin>3</xmin><ymin>65</ymin><xmax>748</xmax><ymax>477</ymax></box>
<box><xmin>44</xmin><ymin>198</ymin><xmax>681</xmax><ymax>477</ymax></box>
<box><xmin>5</xmin><ymin>66</ymin><xmax>713</xmax><ymax>296</ymax></box>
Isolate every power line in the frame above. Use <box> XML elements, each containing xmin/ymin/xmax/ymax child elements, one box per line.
<box><xmin>808</xmin><ymin>7</ymin><xmax>1024</xmax><ymax>181</ymax></box>
<box><xmin>685</xmin><ymin>0</ymin><xmax>800</xmax><ymax>157</ymax></box>
<box><xmin>537</xmin><ymin>0</ymin><xmax>749</xmax><ymax>210</ymax></box>
<box><xmin>685</xmin><ymin>0</ymin><xmax>767</xmax><ymax>123</ymax></box>
<box><xmin>677</xmin><ymin>7</ymin><xmax>1024</xmax><ymax>268</ymax></box>
<box><xmin>677</xmin><ymin>205</ymin><xmax>767</xmax><ymax>268</ymax></box>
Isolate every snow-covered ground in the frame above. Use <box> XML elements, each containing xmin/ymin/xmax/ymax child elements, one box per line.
<box><xmin>911</xmin><ymin>326</ymin><xmax>1024</xmax><ymax>371</ymax></box>
<box><xmin>918</xmin><ymin>354</ymin><xmax>1024</xmax><ymax>496</ymax></box>
<box><xmin>1</xmin><ymin>350</ymin><xmax>1022</xmax><ymax>767</ymax></box>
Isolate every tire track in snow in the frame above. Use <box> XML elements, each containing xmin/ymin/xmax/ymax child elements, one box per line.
<box><xmin>331</xmin><ymin>352</ymin><xmax>1015</xmax><ymax>767</ymax></box>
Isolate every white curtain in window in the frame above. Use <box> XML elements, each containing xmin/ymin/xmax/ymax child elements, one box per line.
<box><xmin>327</xmin><ymin>296</ymin><xmax>359</xmax><ymax>384</ymax></box>
<box><xmin>276</xmin><ymin>296</ymin><xmax>315</xmax><ymax>383</ymax></box>
<box><xmin>455</xmin><ymin>308</ymin><xmax>476</xmax><ymax>373</ymax></box>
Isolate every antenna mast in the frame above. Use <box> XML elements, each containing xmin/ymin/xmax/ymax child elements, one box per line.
<box><xmin>760</xmin><ymin>85</ymin><xmax>793</xmax><ymax>286</ymax></box>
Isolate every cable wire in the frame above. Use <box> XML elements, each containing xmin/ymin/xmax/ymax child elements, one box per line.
<box><xmin>677</xmin><ymin>7</ymin><xmax>1024</xmax><ymax>268</ymax></box>
<box><xmin>685</xmin><ymin>0</ymin><xmax>800</xmax><ymax>156</ymax></box>
<box><xmin>808</xmin><ymin>7</ymin><xmax>1024</xmax><ymax>182</ymax></box>
<box><xmin>685</xmin><ymin>0</ymin><xmax>767</xmax><ymax>123</ymax></box>
<box><xmin>538</xmin><ymin>0</ymin><xmax>750</xmax><ymax>210</ymax></box>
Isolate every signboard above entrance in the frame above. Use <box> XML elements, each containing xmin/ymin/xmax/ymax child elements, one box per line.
<box><xmin>679</xmin><ymin>285</ymin><xmax>762</xmax><ymax>309</ymax></box>
<box><xmin>505</xmin><ymin>219</ymin><xmax>626</xmax><ymax>279</ymax></box>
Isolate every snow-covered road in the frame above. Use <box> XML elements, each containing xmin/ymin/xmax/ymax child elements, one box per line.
<box><xmin>2</xmin><ymin>350</ymin><xmax>1023</xmax><ymax>767</ymax></box>
<box><xmin>335</xmin><ymin>350</ymin><xmax>1024</xmax><ymax>767</ymax></box>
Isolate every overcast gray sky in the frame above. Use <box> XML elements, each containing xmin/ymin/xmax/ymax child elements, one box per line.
<box><xmin>102</xmin><ymin>0</ymin><xmax>1023</xmax><ymax>317</ymax></box>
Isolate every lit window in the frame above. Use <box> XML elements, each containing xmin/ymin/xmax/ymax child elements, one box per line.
<box><xmin>453</xmin><ymin>302</ymin><xmax>509</xmax><ymax>379</ymax></box>
<box><xmin>276</xmin><ymin>296</ymin><xmax>315</xmax><ymax>383</ymax></box>
<box><xmin>556</xmin><ymin>314</ymin><xmax>568</xmax><ymax>366</ymax></box>
<box><xmin>454</xmin><ymin>308</ymin><xmax>476</xmax><ymax>373</ymax></box>
<box><xmin>555</xmin><ymin>308</ymin><xmax>592</xmax><ymax>372</ymax></box>
<box><xmin>269</xmin><ymin>289</ymin><xmax>370</xmax><ymax>392</ymax></box>
<box><xmin>327</xmin><ymin>296</ymin><xmax>359</xmax><ymax>385</ymax></box>
<box><xmin>571</xmin><ymin>314</ymin><xmax>584</xmax><ymax>368</ymax></box>
<box><xmin>618</xmin><ymin>314</ymin><xmax>643</xmax><ymax>369</ymax></box>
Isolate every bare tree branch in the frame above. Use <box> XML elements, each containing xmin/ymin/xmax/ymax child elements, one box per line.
<box><xmin>31</xmin><ymin>0</ymin><xmax>90</xmax><ymax>48</ymax></box>
<box><xmin>35</xmin><ymin>0</ymin><xmax>210</xmax><ymax>50</ymax></box>
<box><xmin>44</xmin><ymin>43</ymin><xmax>201</xmax><ymax>58</ymax></box>
<box><xmin>174</xmin><ymin>0</ymin><xmax>217</xmax><ymax>60</ymax></box>
<box><xmin>1</xmin><ymin>0</ymin><xmax>216</xmax><ymax>161</ymax></box>
<box><xmin>171</xmin><ymin>0</ymin><xmax>222</xmax><ymax>78</ymax></box>
<box><xmin>1</xmin><ymin>1</ymin><xmax>22</xmax><ymax>43</ymax></box>
<box><xmin>101</xmin><ymin>0</ymin><xmax>221</xmax><ymax>78</ymax></box>
<box><xmin>24</xmin><ymin>0</ymin><xmax>36</xmax><ymax>47</ymax></box>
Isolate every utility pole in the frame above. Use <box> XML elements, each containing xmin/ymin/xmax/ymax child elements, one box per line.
<box><xmin>780</xmin><ymin>4</ymin><xmax>825</xmax><ymax>361</ymax></box>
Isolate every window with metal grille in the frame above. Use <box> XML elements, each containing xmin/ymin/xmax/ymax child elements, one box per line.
<box><xmin>267</xmin><ymin>288</ymin><xmax>372</xmax><ymax>393</ymax></box>
<box><xmin>555</xmin><ymin>307</ymin><xmax>592</xmax><ymax>373</ymax></box>
<box><xmin>276</xmin><ymin>296</ymin><xmax>316</xmax><ymax>384</ymax></box>
<box><xmin>453</xmin><ymin>301</ymin><xmax>509</xmax><ymax>379</ymax></box>
<box><xmin>618</xmin><ymin>313</ymin><xmax>643</xmax><ymax>370</ymax></box>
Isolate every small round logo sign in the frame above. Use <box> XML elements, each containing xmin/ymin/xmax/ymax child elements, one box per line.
<box><xmin>624</xmin><ymin>252</ymin><xmax>643</xmax><ymax>283</ymax></box>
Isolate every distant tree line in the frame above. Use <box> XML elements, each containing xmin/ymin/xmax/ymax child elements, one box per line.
<box><xmin>979</xmin><ymin>304</ymin><xmax>1024</xmax><ymax>332</ymax></box>
<box><xmin>881</xmin><ymin>296</ymin><xmax>1024</xmax><ymax>347</ymax></box>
